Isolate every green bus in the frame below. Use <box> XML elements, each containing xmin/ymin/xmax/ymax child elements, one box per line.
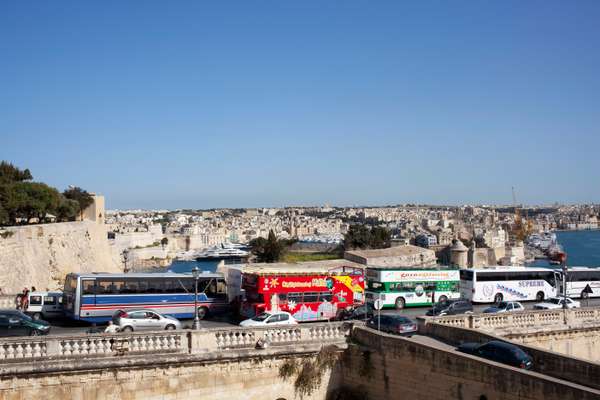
<box><xmin>365</xmin><ymin>267</ymin><xmax>460</xmax><ymax>309</ymax></box>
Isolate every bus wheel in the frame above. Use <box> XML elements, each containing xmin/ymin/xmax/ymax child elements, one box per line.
<box><xmin>395</xmin><ymin>297</ymin><xmax>405</xmax><ymax>310</ymax></box>
<box><xmin>536</xmin><ymin>291</ymin><xmax>545</xmax><ymax>302</ymax></box>
<box><xmin>197</xmin><ymin>307</ymin><xmax>209</xmax><ymax>320</ymax></box>
<box><xmin>581</xmin><ymin>291</ymin><xmax>589</xmax><ymax>300</ymax></box>
<box><xmin>494</xmin><ymin>293</ymin><xmax>503</xmax><ymax>304</ymax></box>
<box><xmin>438</xmin><ymin>295</ymin><xmax>448</xmax><ymax>304</ymax></box>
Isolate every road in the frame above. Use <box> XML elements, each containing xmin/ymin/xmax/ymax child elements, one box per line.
<box><xmin>45</xmin><ymin>296</ymin><xmax>600</xmax><ymax>336</ymax></box>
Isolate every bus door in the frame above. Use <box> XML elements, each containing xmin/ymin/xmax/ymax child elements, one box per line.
<box><xmin>554</xmin><ymin>271</ymin><xmax>564</xmax><ymax>296</ymax></box>
<box><xmin>80</xmin><ymin>279</ymin><xmax>97</xmax><ymax>319</ymax></box>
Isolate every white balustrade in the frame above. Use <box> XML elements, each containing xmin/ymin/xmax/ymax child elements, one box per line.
<box><xmin>0</xmin><ymin>322</ymin><xmax>348</xmax><ymax>362</ymax></box>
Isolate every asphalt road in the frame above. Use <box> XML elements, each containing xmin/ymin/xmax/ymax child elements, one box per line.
<box><xmin>46</xmin><ymin>296</ymin><xmax>600</xmax><ymax>336</ymax></box>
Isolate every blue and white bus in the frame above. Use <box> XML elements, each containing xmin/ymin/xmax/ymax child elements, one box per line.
<box><xmin>63</xmin><ymin>272</ymin><xmax>229</xmax><ymax>323</ymax></box>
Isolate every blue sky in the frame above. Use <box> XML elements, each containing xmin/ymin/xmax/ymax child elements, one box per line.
<box><xmin>2</xmin><ymin>1</ymin><xmax>599</xmax><ymax>209</ymax></box>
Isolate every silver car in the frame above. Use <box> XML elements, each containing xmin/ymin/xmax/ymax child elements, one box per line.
<box><xmin>112</xmin><ymin>309</ymin><xmax>182</xmax><ymax>332</ymax></box>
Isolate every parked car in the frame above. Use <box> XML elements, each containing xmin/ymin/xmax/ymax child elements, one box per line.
<box><xmin>112</xmin><ymin>309</ymin><xmax>182</xmax><ymax>332</ymax></box>
<box><xmin>25</xmin><ymin>291</ymin><xmax>63</xmax><ymax>320</ymax></box>
<box><xmin>0</xmin><ymin>309</ymin><xmax>51</xmax><ymax>336</ymax></box>
<box><xmin>239</xmin><ymin>311</ymin><xmax>298</xmax><ymax>327</ymax></box>
<box><xmin>458</xmin><ymin>340</ymin><xmax>533</xmax><ymax>370</ymax></box>
<box><xmin>426</xmin><ymin>299</ymin><xmax>473</xmax><ymax>316</ymax></box>
<box><xmin>366</xmin><ymin>315</ymin><xmax>418</xmax><ymax>336</ymax></box>
<box><xmin>483</xmin><ymin>301</ymin><xmax>525</xmax><ymax>314</ymax></box>
<box><xmin>338</xmin><ymin>303</ymin><xmax>374</xmax><ymax>321</ymax></box>
<box><xmin>533</xmin><ymin>297</ymin><xmax>580</xmax><ymax>310</ymax></box>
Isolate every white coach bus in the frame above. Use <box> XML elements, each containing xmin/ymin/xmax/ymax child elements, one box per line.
<box><xmin>460</xmin><ymin>267</ymin><xmax>559</xmax><ymax>304</ymax></box>
<box><xmin>560</xmin><ymin>267</ymin><xmax>600</xmax><ymax>299</ymax></box>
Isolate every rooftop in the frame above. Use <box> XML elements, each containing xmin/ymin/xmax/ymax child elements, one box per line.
<box><xmin>242</xmin><ymin>259</ymin><xmax>364</xmax><ymax>275</ymax></box>
<box><xmin>345</xmin><ymin>245</ymin><xmax>433</xmax><ymax>259</ymax></box>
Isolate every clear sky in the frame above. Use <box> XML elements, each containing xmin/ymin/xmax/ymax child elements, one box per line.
<box><xmin>2</xmin><ymin>1</ymin><xmax>599</xmax><ymax>209</ymax></box>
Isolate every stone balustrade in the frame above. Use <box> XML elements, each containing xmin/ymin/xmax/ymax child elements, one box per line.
<box><xmin>0</xmin><ymin>295</ymin><xmax>15</xmax><ymax>309</ymax></box>
<box><xmin>0</xmin><ymin>321</ymin><xmax>350</xmax><ymax>362</ymax></box>
<box><xmin>421</xmin><ymin>306</ymin><xmax>600</xmax><ymax>333</ymax></box>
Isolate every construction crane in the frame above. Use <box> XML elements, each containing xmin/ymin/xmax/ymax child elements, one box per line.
<box><xmin>511</xmin><ymin>187</ymin><xmax>532</xmax><ymax>243</ymax></box>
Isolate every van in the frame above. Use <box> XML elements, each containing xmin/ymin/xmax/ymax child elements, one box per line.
<box><xmin>26</xmin><ymin>291</ymin><xmax>63</xmax><ymax>320</ymax></box>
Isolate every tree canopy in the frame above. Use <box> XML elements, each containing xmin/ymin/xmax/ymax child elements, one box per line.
<box><xmin>63</xmin><ymin>186</ymin><xmax>94</xmax><ymax>219</ymax></box>
<box><xmin>0</xmin><ymin>161</ymin><xmax>93</xmax><ymax>226</ymax></box>
<box><xmin>249</xmin><ymin>229</ymin><xmax>285</xmax><ymax>263</ymax></box>
<box><xmin>343</xmin><ymin>224</ymin><xmax>391</xmax><ymax>250</ymax></box>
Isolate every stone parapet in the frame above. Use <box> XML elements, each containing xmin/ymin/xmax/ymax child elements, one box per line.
<box><xmin>419</xmin><ymin>306</ymin><xmax>600</xmax><ymax>334</ymax></box>
<box><xmin>419</xmin><ymin>319</ymin><xmax>600</xmax><ymax>392</ymax></box>
<box><xmin>0</xmin><ymin>322</ymin><xmax>350</xmax><ymax>365</ymax></box>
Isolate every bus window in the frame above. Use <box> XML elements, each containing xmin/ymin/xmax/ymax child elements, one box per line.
<box><xmin>303</xmin><ymin>292</ymin><xmax>319</xmax><ymax>302</ymax></box>
<box><xmin>278</xmin><ymin>293</ymin><xmax>288</xmax><ymax>302</ymax></box>
<box><xmin>82</xmin><ymin>280</ymin><xmax>96</xmax><ymax>295</ymax></box>
<box><xmin>460</xmin><ymin>270</ymin><xmax>473</xmax><ymax>281</ymax></box>
<box><xmin>288</xmin><ymin>293</ymin><xmax>303</xmax><ymax>303</ymax></box>
<box><xmin>217</xmin><ymin>279</ymin><xmax>226</xmax><ymax>294</ymax></box>
<box><xmin>319</xmin><ymin>292</ymin><xmax>333</xmax><ymax>302</ymax></box>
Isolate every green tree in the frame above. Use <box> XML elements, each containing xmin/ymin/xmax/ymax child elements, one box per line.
<box><xmin>0</xmin><ymin>161</ymin><xmax>32</xmax><ymax>184</ymax></box>
<box><xmin>343</xmin><ymin>224</ymin><xmax>391</xmax><ymax>250</ymax></box>
<box><xmin>56</xmin><ymin>197</ymin><xmax>79</xmax><ymax>221</ymax></box>
<box><xmin>249</xmin><ymin>230</ymin><xmax>284</xmax><ymax>263</ymax></box>
<box><xmin>343</xmin><ymin>225</ymin><xmax>372</xmax><ymax>250</ymax></box>
<box><xmin>370</xmin><ymin>226</ymin><xmax>391</xmax><ymax>249</ymax></box>
<box><xmin>0</xmin><ymin>204</ymin><xmax>8</xmax><ymax>226</ymax></box>
<box><xmin>63</xmin><ymin>187</ymin><xmax>94</xmax><ymax>220</ymax></box>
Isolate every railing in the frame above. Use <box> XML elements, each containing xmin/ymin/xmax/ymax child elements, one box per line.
<box><xmin>0</xmin><ymin>295</ymin><xmax>16</xmax><ymax>309</ymax></box>
<box><xmin>421</xmin><ymin>307</ymin><xmax>600</xmax><ymax>333</ymax></box>
<box><xmin>0</xmin><ymin>322</ymin><xmax>350</xmax><ymax>362</ymax></box>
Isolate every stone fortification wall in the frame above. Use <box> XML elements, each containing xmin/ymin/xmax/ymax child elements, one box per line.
<box><xmin>339</xmin><ymin>327</ymin><xmax>600</xmax><ymax>400</ymax></box>
<box><xmin>0</xmin><ymin>221</ymin><xmax>120</xmax><ymax>293</ymax></box>
<box><xmin>419</xmin><ymin>319</ymin><xmax>600</xmax><ymax>391</ymax></box>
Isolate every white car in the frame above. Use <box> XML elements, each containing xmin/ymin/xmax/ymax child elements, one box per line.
<box><xmin>112</xmin><ymin>309</ymin><xmax>182</xmax><ymax>332</ymax></box>
<box><xmin>239</xmin><ymin>311</ymin><xmax>298</xmax><ymax>327</ymax></box>
<box><xmin>533</xmin><ymin>297</ymin><xmax>580</xmax><ymax>310</ymax></box>
<box><xmin>483</xmin><ymin>301</ymin><xmax>525</xmax><ymax>314</ymax></box>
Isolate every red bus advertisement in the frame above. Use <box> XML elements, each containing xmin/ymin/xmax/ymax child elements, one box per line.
<box><xmin>241</xmin><ymin>265</ymin><xmax>365</xmax><ymax>321</ymax></box>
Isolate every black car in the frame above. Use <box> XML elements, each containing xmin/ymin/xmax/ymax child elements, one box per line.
<box><xmin>0</xmin><ymin>310</ymin><xmax>51</xmax><ymax>336</ymax></box>
<box><xmin>426</xmin><ymin>299</ymin><xmax>473</xmax><ymax>316</ymax></box>
<box><xmin>458</xmin><ymin>340</ymin><xmax>533</xmax><ymax>370</ymax></box>
<box><xmin>339</xmin><ymin>303</ymin><xmax>375</xmax><ymax>321</ymax></box>
<box><xmin>366</xmin><ymin>315</ymin><xmax>418</xmax><ymax>336</ymax></box>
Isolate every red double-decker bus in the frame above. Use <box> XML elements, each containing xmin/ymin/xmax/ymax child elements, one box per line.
<box><xmin>240</xmin><ymin>261</ymin><xmax>365</xmax><ymax>322</ymax></box>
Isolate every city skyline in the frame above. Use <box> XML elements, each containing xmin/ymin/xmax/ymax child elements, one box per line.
<box><xmin>2</xmin><ymin>1</ymin><xmax>600</xmax><ymax>209</ymax></box>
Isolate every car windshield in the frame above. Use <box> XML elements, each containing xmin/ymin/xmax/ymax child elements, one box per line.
<box><xmin>252</xmin><ymin>312</ymin><xmax>271</xmax><ymax>322</ymax></box>
<box><xmin>434</xmin><ymin>300</ymin><xmax>450</xmax><ymax>308</ymax></box>
<box><xmin>393</xmin><ymin>317</ymin><xmax>412</xmax><ymax>324</ymax></box>
<box><xmin>13</xmin><ymin>311</ymin><xmax>32</xmax><ymax>322</ymax></box>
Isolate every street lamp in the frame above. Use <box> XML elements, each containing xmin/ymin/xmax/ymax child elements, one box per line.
<box><xmin>192</xmin><ymin>266</ymin><xmax>201</xmax><ymax>330</ymax></box>
<box><xmin>558</xmin><ymin>252</ymin><xmax>568</xmax><ymax>324</ymax></box>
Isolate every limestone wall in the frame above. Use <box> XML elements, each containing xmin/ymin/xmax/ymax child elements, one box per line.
<box><xmin>420</xmin><ymin>320</ymin><xmax>600</xmax><ymax>391</ymax></box>
<box><xmin>339</xmin><ymin>327</ymin><xmax>600</xmax><ymax>400</ymax></box>
<box><xmin>0</xmin><ymin>356</ymin><xmax>336</xmax><ymax>400</ymax></box>
<box><xmin>0</xmin><ymin>221</ymin><xmax>120</xmax><ymax>293</ymax></box>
